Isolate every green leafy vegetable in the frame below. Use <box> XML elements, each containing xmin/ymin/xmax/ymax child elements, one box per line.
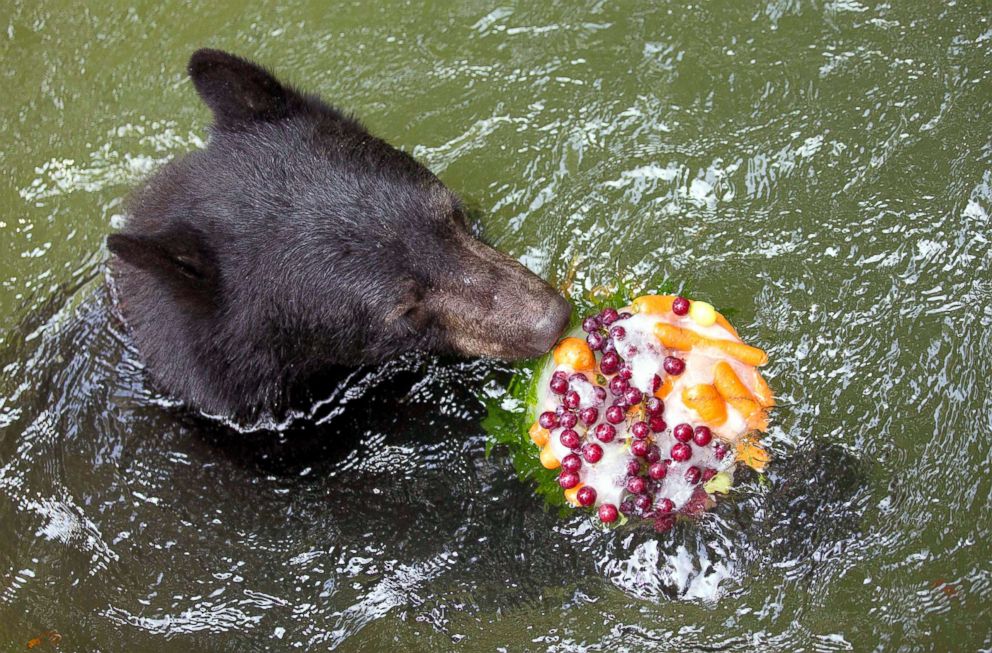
<box><xmin>703</xmin><ymin>471</ymin><xmax>733</xmax><ymax>495</ymax></box>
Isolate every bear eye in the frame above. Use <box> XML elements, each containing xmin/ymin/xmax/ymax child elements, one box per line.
<box><xmin>401</xmin><ymin>303</ymin><xmax>430</xmax><ymax>330</ymax></box>
<box><xmin>392</xmin><ymin>282</ymin><xmax>430</xmax><ymax>331</ymax></box>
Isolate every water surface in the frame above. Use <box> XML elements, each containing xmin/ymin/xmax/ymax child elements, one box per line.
<box><xmin>1</xmin><ymin>1</ymin><xmax>991</xmax><ymax>650</ymax></box>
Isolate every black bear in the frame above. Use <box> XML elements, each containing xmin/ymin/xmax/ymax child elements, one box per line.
<box><xmin>107</xmin><ymin>49</ymin><xmax>570</xmax><ymax>421</ymax></box>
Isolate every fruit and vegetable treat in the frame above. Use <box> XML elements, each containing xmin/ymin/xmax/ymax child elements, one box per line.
<box><xmin>526</xmin><ymin>295</ymin><xmax>773</xmax><ymax>531</ymax></box>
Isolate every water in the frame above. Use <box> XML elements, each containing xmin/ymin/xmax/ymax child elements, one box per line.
<box><xmin>2</xmin><ymin>1</ymin><xmax>991</xmax><ymax>650</ymax></box>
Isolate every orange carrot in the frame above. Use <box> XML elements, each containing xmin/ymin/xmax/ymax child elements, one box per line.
<box><xmin>540</xmin><ymin>445</ymin><xmax>560</xmax><ymax>470</ymax></box>
<box><xmin>717</xmin><ymin>339</ymin><xmax>768</xmax><ymax>367</ymax></box>
<box><xmin>653</xmin><ymin>323</ymin><xmax>697</xmax><ymax>351</ymax></box>
<box><xmin>529</xmin><ymin>421</ymin><xmax>550</xmax><ymax>447</ymax></box>
<box><xmin>653</xmin><ymin>375</ymin><xmax>674</xmax><ymax>399</ymax></box>
<box><xmin>714</xmin><ymin>313</ymin><xmax>739</xmax><ymax>338</ymax></box>
<box><xmin>713</xmin><ymin>361</ymin><xmax>762</xmax><ymax>421</ymax></box>
<box><xmin>563</xmin><ymin>483</ymin><xmax>584</xmax><ymax>506</ymax></box>
<box><xmin>654</xmin><ymin>323</ymin><xmax>768</xmax><ymax>366</ymax></box>
<box><xmin>682</xmin><ymin>384</ymin><xmax>727</xmax><ymax>426</ymax></box>
<box><xmin>631</xmin><ymin>294</ymin><xmax>676</xmax><ymax>315</ymax></box>
<box><xmin>753</xmin><ymin>372</ymin><xmax>775</xmax><ymax>408</ymax></box>
<box><xmin>748</xmin><ymin>411</ymin><xmax>770</xmax><ymax>433</ymax></box>
<box><xmin>553</xmin><ymin>337</ymin><xmax>596</xmax><ymax>371</ymax></box>
<box><xmin>635</xmin><ymin>294</ymin><xmax>739</xmax><ymax>336</ymax></box>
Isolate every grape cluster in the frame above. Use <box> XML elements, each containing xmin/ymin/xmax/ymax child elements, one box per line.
<box><xmin>545</xmin><ymin>300</ymin><xmax>729</xmax><ymax>531</ymax></box>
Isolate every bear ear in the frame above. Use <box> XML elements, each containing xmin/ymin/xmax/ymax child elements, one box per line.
<box><xmin>187</xmin><ymin>48</ymin><xmax>296</xmax><ymax>128</ymax></box>
<box><xmin>107</xmin><ymin>227</ymin><xmax>220</xmax><ymax>303</ymax></box>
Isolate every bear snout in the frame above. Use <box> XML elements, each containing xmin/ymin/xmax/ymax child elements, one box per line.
<box><xmin>431</xmin><ymin>236</ymin><xmax>572</xmax><ymax>361</ymax></box>
<box><xmin>518</xmin><ymin>291</ymin><xmax>572</xmax><ymax>358</ymax></box>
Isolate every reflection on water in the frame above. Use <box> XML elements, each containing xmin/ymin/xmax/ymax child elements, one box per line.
<box><xmin>2</xmin><ymin>0</ymin><xmax>991</xmax><ymax>650</ymax></box>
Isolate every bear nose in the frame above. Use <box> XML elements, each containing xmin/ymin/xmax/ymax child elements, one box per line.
<box><xmin>522</xmin><ymin>292</ymin><xmax>572</xmax><ymax>357</ymax></box>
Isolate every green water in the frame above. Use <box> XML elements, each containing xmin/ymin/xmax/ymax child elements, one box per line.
<box><xmin>2</xmin><ymin>1</ymin><xmax>991</xmax><ymax>651</ymax></box>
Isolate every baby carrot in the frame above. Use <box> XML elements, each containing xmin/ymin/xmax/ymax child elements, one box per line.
<box><xmin>553</xmin><ymin>337</ymin><xmax>596</xmax><ymax>371</ymax></box>
<box><xmin>635</xmin><ymin>294</ymin><xmax>739</xmax><ymax>336</ymax></box>
<box><xmin>714</xmin><ymin>313</ymin><xmax>739</xmax><ymax>338</ymax></box>
<box><xmin>653</xmin><ymin>375</ymin><xmax>674</xmax><ymax>399</ymax></box>
<box><xmin>753</xmin><ymin>371</ymin><xmax>775</xmax><ymax>408</ymax></box>
<box><xmin>563</xmin><ymin>483</ymin><xmax>584</xmax><ymax>506</ymax></box>
<box><xmin>713</xmin><ymin>361</ymin><xmax>762</xmax><ymax>421</ymax></box>
<box><xmin>717</xmin><ymin>340</ymin><xmax>768</xmax><ymax>367</ymax></box>
<box><xmin>654</xmin><ymin>323</ymin><xmax>697</xmax><ymax>351</ymax></box>
<box><xmin>748</xmin><ymin>411</ymin><xmax>770</xmax><ymax>433</ymax></box>
<box><xmin>682</xmin><ymin>384</ymin><xmax>728</xmax><ymax>426</ymax></box>
<box><xmin>529</xmin><ymin>421</ymin><xmax>550</xmax><ymax>447</ymax></box>
<box><xmin>631</xmin><ymin>294</ymin><xmax>676</xmax><ymax>315</ymax></box>
<box><xmin>654</xmin><ymin>323</ymin><xmax>768</xmax><ymax>366</ymax></box>
<box><xmin>540</xmin><ymin>445</ymin><xmax>560</xmax><ymax>470</ymax></box>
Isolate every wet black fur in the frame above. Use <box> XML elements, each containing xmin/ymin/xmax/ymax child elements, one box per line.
<box><xmin>108</xmin><ymin>49</ymin><xmax>570</xmax><ymax>421</ymax></box>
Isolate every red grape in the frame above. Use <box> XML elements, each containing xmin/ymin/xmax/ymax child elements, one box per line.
<box><xmin>595</xmin><ymin>423</ymin><xmax>616</xmax><ymax>443</ymax></box>
<box><xmin>656</xmin><ymin>497</ymin><xmax>675</xmax><ymax>514</ymax></box>
<box><xmin>626</xmin><ymin>476</ymin><xmax>646</xmax><ymax>494</ymax></box>
<box><xmin>673</xmin><ymin>423</ymin><xmax>693</xmax><ymax>443</ymax></box>
<box><xmin>599</xmin><ymin>308</ymin><xmax>620</xmax><ymax>325</ymax></box>
<box><xmin>599</xmin><ymin>352</ymin><xmax>620</xmax><ymax>374</ymax></box>
<box><xmin>605</xmin><ymin>406</ymin><xmax>625</xmax><ymax>424</ymax></box>
<box><xmin>578</xmin><ymin>407</ymin><xmax>599</xmax><ymax>426</ymax></box>
<box><xmin>634</xmin><ymin>494</ymin><xmax>653</xmax><ymax>513</ymax></box>
<box><xmin>560</xmin><ymin>429</ymin><xmax>580</xmax><ymax>449</ymax></box>
<box><xmin>582</xmin><ymin>443</ymin><xmax>603</xmax><ymax>463</ymax></box>
<box><xmin>648</xmin><ymin>462</ymin><xmax>668</xmax><ymax>480</ymax></box>
<box><xmin>648</xmin><ymin>416</ymin><xmax>667</xmax><ymax>433</ymax></box>
<box><xmin>609</xmin><ymin>376</ymin><xmax>629</xmax><ymax>396</ymax></box>
<box><xmin>598</xmin><ymin>503</ymin><xmax>619</xmax><ymax>523</ymax></box>
<box><xmin>576</xmin><ymin>486</ymin><xmax>597</xmax><ymax>506</ymax></box>
<box><xmin>581</xmin><ymin>316</ymin><xmax>600</xmax><ymax>333</ymax></box>
<box><xmin>538</xmin><ymin>411</ymin><xmax>559</xmax><ymax>429</ymax></box>
<box><xmin>561</xmin><ymin>453</ymin><xmax>582</xmax><ymax>473</ymax></box>
<box><xmin>663</xmin><ymin>356</ymin><xmax>685</xmax><ymax>375</ymax></box>
<box><xmin>645</xmin><ymin>397</ymin><xmax>664</xmax><ymax>416</ymax></box>
<box><xmin>671</xmin><ymin>442</ymin><xmax>692</xmax><ymax>462</ymax></box>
